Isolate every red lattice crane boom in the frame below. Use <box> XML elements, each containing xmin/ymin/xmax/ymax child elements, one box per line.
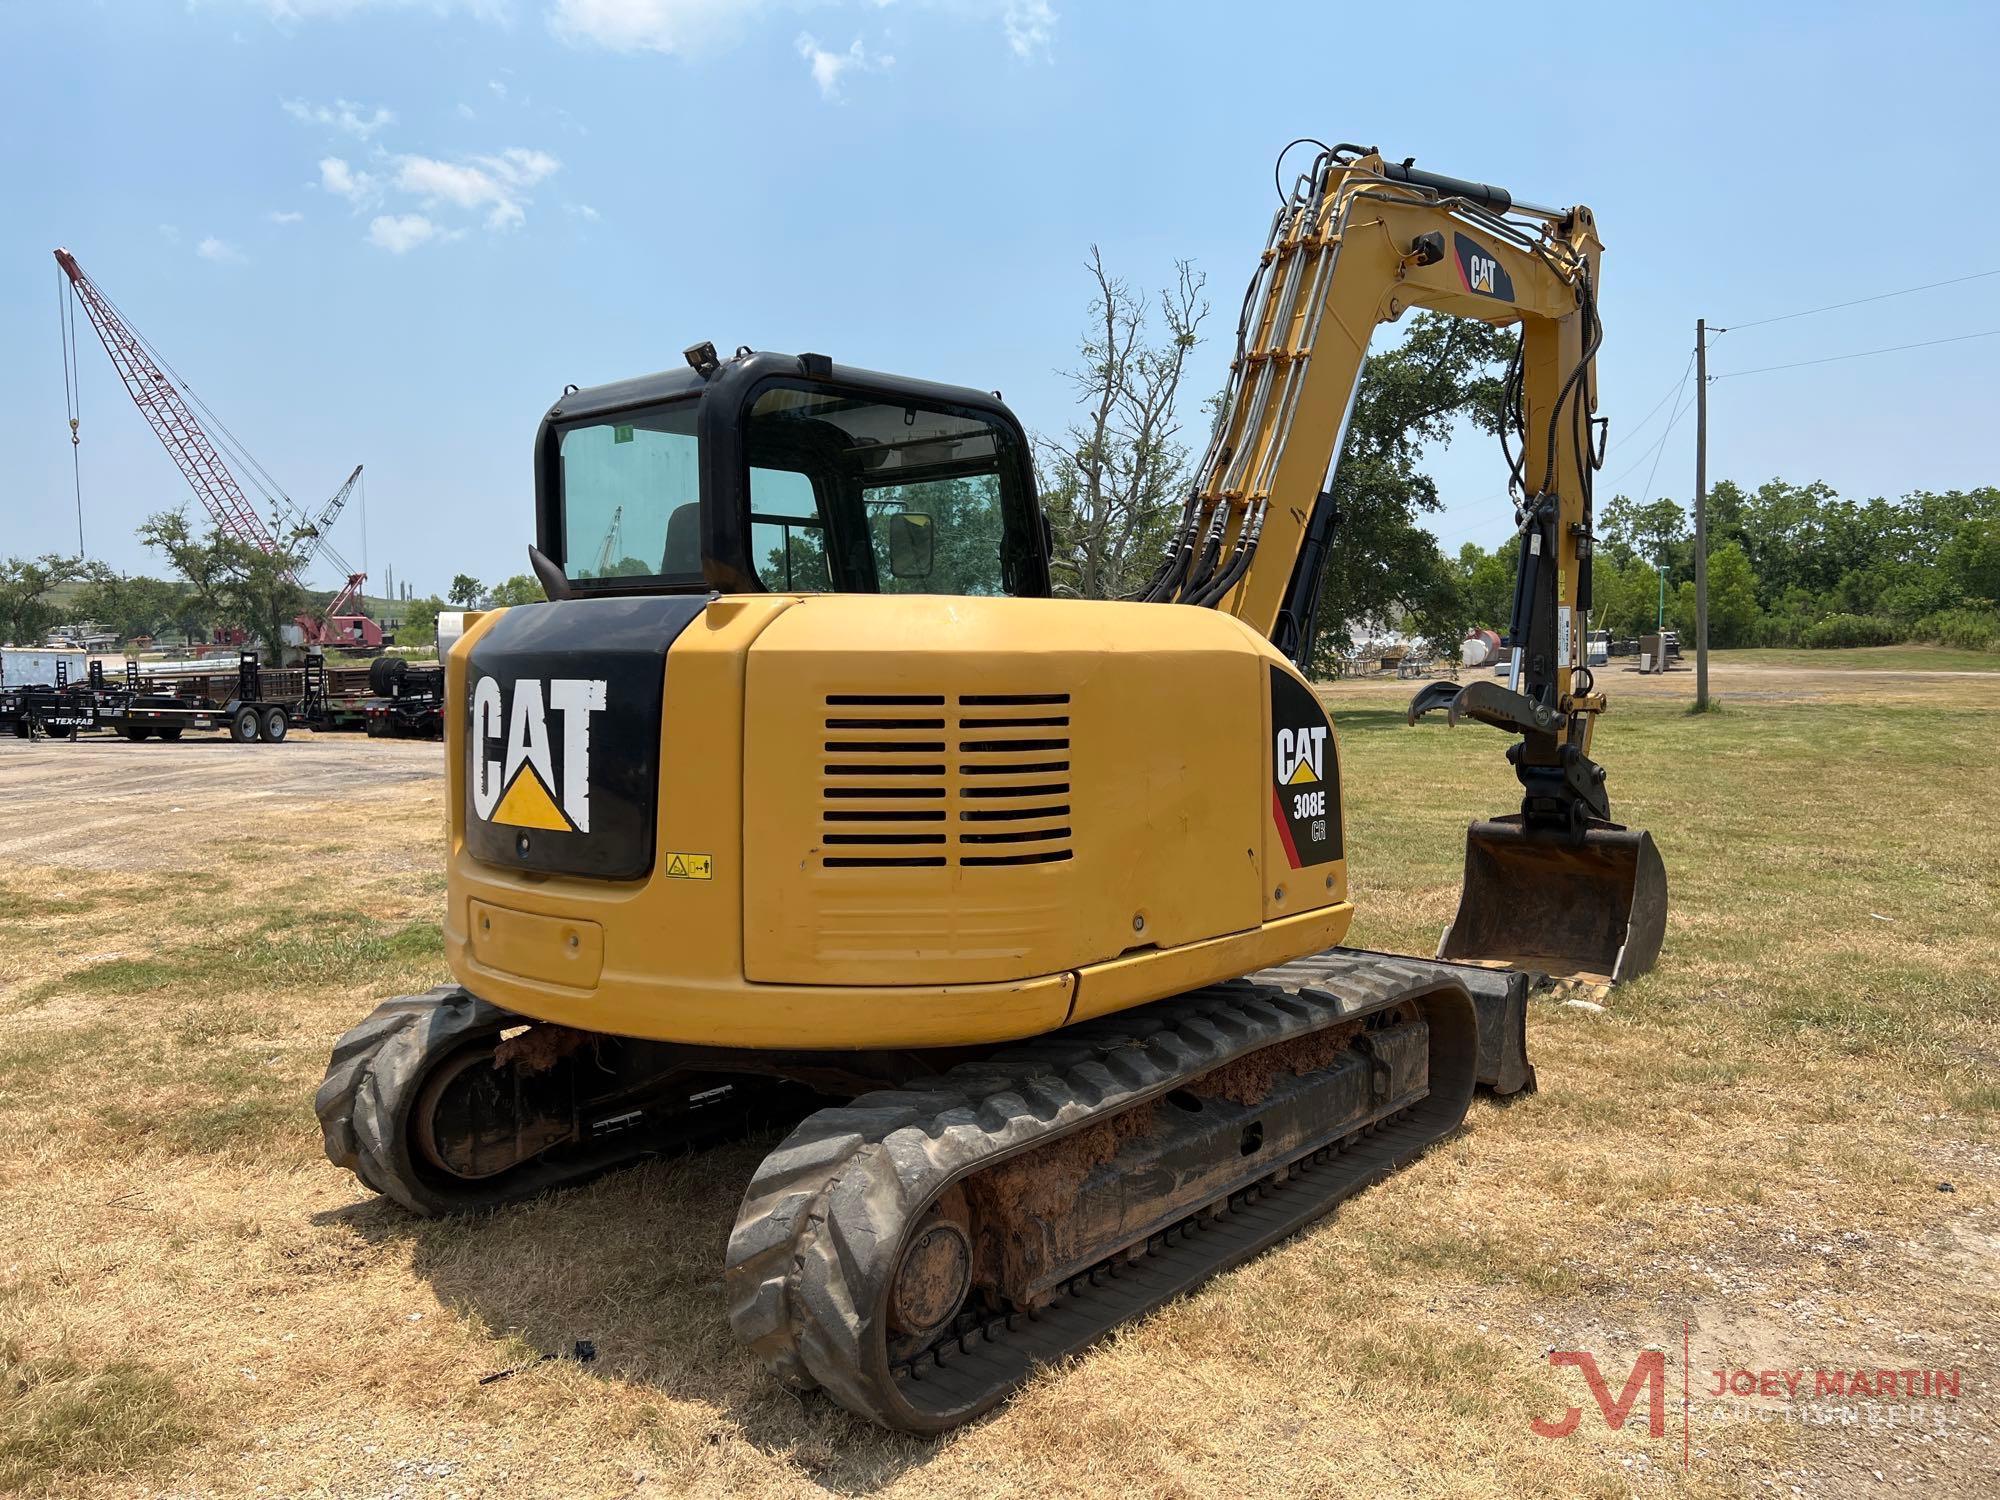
<box><xmin>53</xmin><ymin>248</ymin><xmax>282</xmax><ymax>557</ymax></box>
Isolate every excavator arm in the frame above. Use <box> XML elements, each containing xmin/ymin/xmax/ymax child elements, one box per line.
<box><xmin>1151</xmin><ymin>145</ymin><xmax>1661</xmax><ymax>981</ymax></box>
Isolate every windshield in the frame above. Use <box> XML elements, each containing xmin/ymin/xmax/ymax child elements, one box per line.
<box><xmin>558</xmin><ymin>399</ymin><xmax>701</xmax><ymax>583</ymax></box>
<box><xmin>741</xmin><ymin>383</ymin><xmax>1036</xmax><ymax>597</ymax></box>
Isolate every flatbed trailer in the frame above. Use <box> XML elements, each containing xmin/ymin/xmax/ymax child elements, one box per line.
<box><xmin>98</xmin><ymin>652</ymin><xmax>315</xmax><ymax>743</ymax></box>
<box><xmin>4</xmin><ymin>650</ymin><xmax>443</xmax><ymax>744</ymax></box>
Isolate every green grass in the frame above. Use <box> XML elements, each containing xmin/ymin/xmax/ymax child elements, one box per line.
<box><xmin>0</xmin><ymin>1344</ymin><xmax>202</xmax><ymax>1492</ymax></box>
<box><xmin>46</xmin><ymin>912</ymin><xmax>443</xmax><ymax>1003</ymax></box>
<box><xmin>7</xmin><ymin>904</ymin><xmax>446</xmax><ymax>1157</ymax></box>
<box><xmin>1716</xmin><ymin>644</ymin><xmax>2000</xmax><ymax>672</ymax></box>
<box><xmin>1342</xmin><ymin>687</ymin><xmax>2000</xmax><ymax>1123</ymax></box>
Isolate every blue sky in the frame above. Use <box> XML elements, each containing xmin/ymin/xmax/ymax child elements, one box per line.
<box><xmin>4</xmin><ymin>0</ymin><xmax>1997</xmax><ymax>595</ymax></box>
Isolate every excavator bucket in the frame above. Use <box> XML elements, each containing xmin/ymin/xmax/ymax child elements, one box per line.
<box><xmin>1437</xmin><ymin>816</ymin><xmax>1667</xmax><ymax>985</ymax></box>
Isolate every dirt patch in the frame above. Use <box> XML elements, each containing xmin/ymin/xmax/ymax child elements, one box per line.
<box><xmin>1191</xmin><ymin>1018</ymin><xmax>1367</xmax><ymax>1105</ymax></box>
<box><xmin>966</xmin><ymin>1101</ymin><xmax>1159</xmax><ymax>1228</ymax></box>
<box><xmin>0</xmin><ymin>734</ymin><xmax>443</xmax><ymax>874</ymax></box>
<box><xmin>492</xmin><ymin>1023</ymin><xmax>593</xmax><ymax>1073</ymax></box>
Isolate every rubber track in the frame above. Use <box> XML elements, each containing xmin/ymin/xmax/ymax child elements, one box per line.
<box><xmin>314</xmin><ymin>985</ymin><xmax>692</xmax><ymax>1217</ymax></box>
<box><xmin>722</xmin><ymin>952</ymin><xmax>1477</xmax><ymax>1432</ymax></box>
<box><xmin>313</xmin><ymin>987</ymin><xmax>525</xmax><ymax>1215</ymax></box>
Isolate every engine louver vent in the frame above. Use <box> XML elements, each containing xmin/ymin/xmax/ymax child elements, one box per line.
<box><xmin>821</xmin><ymin>692</ymin><xmax>1073</xmax><ymax>869</ymax></box>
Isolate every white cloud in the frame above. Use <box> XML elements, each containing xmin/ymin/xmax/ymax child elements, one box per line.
<box><xmin>550</xmin><ymin>1</ymin><xmax>1055</xmax><ymax>63</ymax></box>
<box><xmin>269</xmin><ymin>209</ymin><xmax>306</xmax><ymax>224</ymax></box>
<box><xmin>548</xmin><ymin>0</ymin><xmax>752</xmax><ymax>54</ymax></box>
<box><xmin>319</xmin><ymin>156</ymin><xmax>380</xmax><ymax>206</ymax></box>
<box><xmin>567</xmin><ymin>202</ymin><xmax>601</xmax><ymax>220</ymax></box>
<box><xmin>282</xmin><ymin>96</ymin><xmax>396</xmax><ymax>138</ymax></box>
<box><xmin>393</xmin><ymin>147</ymin><xmax>560</xmax><ymax>229</ymax></box>
<box><xmin>158</xmin><ymin>224</ymin><xmax>181</xmax><ymax>244</ymax></box>
<box><xmin>1001</xmin><ymin>0</ymin><xmax>1054</xmax><ymax>57</ymax></box>
<box><xmin>249</xmin><ymin>0</ymin><xmax>509</xmax><ymax>19</ymax></box>
<box><xmin>457</xmin><ymin>101</ymin><xmax>478</xmax><ymax>118</ymax></box>
<box><xmin>488</xmin><ymin>78</ymin><xmax>508</xmax><ymax>98</ymax></box>
<box><xmin>367</xmin><ymin>213</ymin><xmax>444</xmax><ymax>253</ymax></box>
<box><xmin>197</xmin><ymin>236</ymin><xmax>247</xmax><ymax>264</ymax></box>
<box><xmin>795</xmin><ymin>32</ymin><xmax>892</xmax><ymax>100</ymax></box>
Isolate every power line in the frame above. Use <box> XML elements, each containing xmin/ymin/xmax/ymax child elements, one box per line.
<box><xmin>1636</xmin><ymin>374</ymin><xmax>1697</xmax><ymax>508</ymax></box>
<box><xmin>1717</xmin><ymin>268</ymin><xmax>2000</xmax><ymax>333</ymax></box>
<box><xmin>1601</xmin><ymin>354</ymin><xmax>1697</xmax><ymax>494</ymax></box>
<box><xmin>1600</xmin><ymin>348</ymin><xmax>1696</xmax><ymax>464</ymax></box>
<box><xmin>1713</xmin><ymin>327</ymin><xmax>2000</xmax><ymax>380</ymax></box>
<box><xmin>1429</xmin><ymin>347</ymin><xmax>1699</xmax><ymax>550</ymax></box>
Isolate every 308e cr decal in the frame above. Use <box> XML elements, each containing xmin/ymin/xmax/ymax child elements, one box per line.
<box><xmin>1269</xmin><ymin>665</ymin><xmax>1342</xmax><ymax>868</ymax></box>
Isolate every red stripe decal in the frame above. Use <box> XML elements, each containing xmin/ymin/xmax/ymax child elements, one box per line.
<box><xmin>1271</xmin><ymin>787</ymin><xmax>1301</xmax><ymax>869</ymax></box>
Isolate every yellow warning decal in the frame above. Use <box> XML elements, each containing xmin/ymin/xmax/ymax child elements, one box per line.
<box><xmin>663</xmin><ymin>851</ymin><xmax>713</xmax><ymax>880</ymax></box>
<box><xmin>493</xmin><ymin>766</ymin><xmax>572</xmax><ymax>831</ymax></box>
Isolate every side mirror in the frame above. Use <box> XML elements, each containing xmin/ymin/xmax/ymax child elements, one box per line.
<box><xmin>887</xmin><ymin>512</ymin><xmax>934</xmax><ymax>580</ymax></box>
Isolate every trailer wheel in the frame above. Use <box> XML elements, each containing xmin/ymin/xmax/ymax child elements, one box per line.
<box><xmin>262</xmin><ymin>707</ymin><xmax>290</xmax><ymax>743</ymax></box>
<box><xmin>365</xmin><ymin>716</ymin><xmax>390</xmax><ymax>738</ymax></box>
<box><xmin>122</xmin><ymin>727</ymin><xmax>151</xmax><ymax>742</ymax></box>
<box><xmin>156</xmin><ymin>727</ymin><xmax>183</xmax><ymax>742</ymax></box>
<box><xmin>231</xmin><ymin>707</ymin><xmax>261</xmax><ymax>743</ymax></box>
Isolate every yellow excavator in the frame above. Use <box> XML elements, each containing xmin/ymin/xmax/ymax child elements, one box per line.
<box><xmin>317</xmin><ymin>143</ymin><xmax>1666</xmax><ymax>1432</ymax></box>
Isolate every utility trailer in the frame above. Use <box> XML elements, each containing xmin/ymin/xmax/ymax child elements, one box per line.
<box><xmin>0</xmin><ymin>658</ymin><xmax>106</xmax><ymax>739</ymax></box>
<box><xmin>360</xmin><ymin>658</ymin><xmax>444</xmax><ymax>740</ymax></box>
<box><xmin>98</xmin><ymin>652</ymin><xmax>319</xmax><ymax>743</ymax></box>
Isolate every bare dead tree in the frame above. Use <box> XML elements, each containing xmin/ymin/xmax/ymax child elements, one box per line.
<box><xmin>1037</xmin><ymin>249</ymin><xmax>1209</xmax><ymax>599</ymax></box>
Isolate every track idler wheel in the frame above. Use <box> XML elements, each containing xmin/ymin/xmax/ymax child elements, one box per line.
<box><xmin>314</xmin><ymin>988</ymin><xmax>783</xmax><ymax>1216</ymax></box>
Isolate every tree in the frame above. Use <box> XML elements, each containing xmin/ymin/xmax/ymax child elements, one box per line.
<box><xmin>1037</xmin><ymin>248</ymin><xmax>1210</xmax><ymax>600</ymax></box>
<box><xmin>448</xmin><ymin>573</ymin><xmax>484</xmax><ymax>607</ymax></box>
<box><xmin>1599</xmin><ymin>494</ymin><xmax>1688</xmax><ymax>570</ymax></box>
<box><xmin>0</xmin><ymin>555</ymin><xmax>83</xmax><ymax>645</ymax></box>
<box><xmin>399</xmin><ymin>594</ymin><xmax>444</xmax><ymax>648</ymax></box>
<box><xmin>486</xmin><ymin>574</ymin><xmax>544</xmax><ymax>607</ymax></box>
<box><xmin>1456</xmin><ymin>539</ymin><xmax>1518</xmax><ymax>632</ymax></box>
<box><xmin>69</xmin><ymin>565</ymin><xmax>187</xmax><ymax>644</ymax></box>
<box><xmin>1672</xmin><ymin>539</ymin><xmax>1760</xmax><ymax>646</ymax></box>
<box><xmin>1306</xmin><ymin>312</ymin><xmax>1518</xmax><ymax>662</ymax></box>
<box><xmin>1597</xmin><ymin>554</ymin><xmax>1662</xmax><ymax>638</ymax></box>
<box><xmin>138</xmin><ymin>508</ymin><xmax>309</xmax><ymax>663</ymax></box>
<box><xmin>1942</xmin><ymin>509</ymin><xmax>2000</xmax><ymax>607</ymax></box>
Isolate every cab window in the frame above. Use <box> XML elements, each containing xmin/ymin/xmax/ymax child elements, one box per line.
<box><xmin>742</xmin><ymin>384</ymin><xmax>1035</xmax><ymax>596</ymax></box>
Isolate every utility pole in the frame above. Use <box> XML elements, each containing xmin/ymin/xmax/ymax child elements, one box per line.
<box><xmin>1694</xmin><ymin>318</ymin><xmax>1711</xmax><ymax>710</ymax></box>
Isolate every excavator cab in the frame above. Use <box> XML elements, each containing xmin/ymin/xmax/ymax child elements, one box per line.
<box><xmin>529</xmin><ymin>346</ymin><xmax>1051</xmax><ymax>604</ymax></box>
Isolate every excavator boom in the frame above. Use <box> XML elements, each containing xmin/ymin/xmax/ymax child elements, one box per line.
<box><xmin>1146</xmin><ymin>144</ymin><xmax>1662</xmax><ymax>983</ymax></box>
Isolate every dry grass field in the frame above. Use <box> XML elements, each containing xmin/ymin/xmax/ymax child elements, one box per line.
<box><xmin>1</xmin><ymin>651</ymin><xmax>1995</xmax><ymax>1498</ymax></box>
